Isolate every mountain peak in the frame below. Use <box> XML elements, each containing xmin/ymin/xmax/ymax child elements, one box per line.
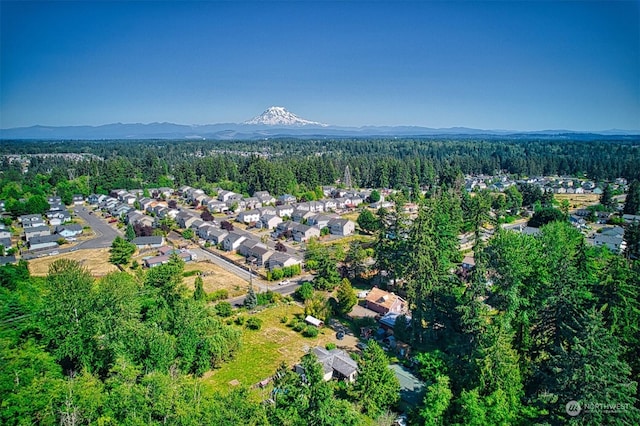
<box><xmin>244</xmin><ymin>106</ymin><xmax>327</xmax><ymax>127</ymax></box>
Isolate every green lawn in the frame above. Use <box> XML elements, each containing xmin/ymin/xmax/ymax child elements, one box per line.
<box><xmin>201</xmin><ymin>303</ymin><xmax>335</xmax><ymax>395</ymax></box>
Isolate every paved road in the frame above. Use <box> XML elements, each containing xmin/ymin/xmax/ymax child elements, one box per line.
<box><xmin>72</xmin><ymin>207</ymin><xmax>123</xmax><ymax>249</ymax></box>
<box><xmin>226</xmin><ymin>276</ymin><xmax>309</xmax><ymax>307</ymax></box>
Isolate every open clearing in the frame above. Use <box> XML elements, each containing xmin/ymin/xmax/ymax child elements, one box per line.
<box><xmin>201</xmin><ymin>303</ymin><xmax>359</xmax><ymax>395</ymax></box>
<box><xmin>28</xmin><ymin>248</ymin><xmax>118</xmax><ymax>277</ymax></box>
<box><xmin>555</xmin><ymin>193</ymin><xmax>600</xmax><ymax>209</ymax></box>
<box><xmin>183</xmin><ymin>261</ymin><xmax>248</xmax><ymax>297</ymax></box>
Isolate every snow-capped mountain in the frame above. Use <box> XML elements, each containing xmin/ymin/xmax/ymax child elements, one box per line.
<box><xmin>244</xmin><ymin>106</ymin><xmax>327</xmax><ymax>127</ymax></box>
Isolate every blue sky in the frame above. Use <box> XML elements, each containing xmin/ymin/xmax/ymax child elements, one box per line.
<box><xmin>1</xmin><ymin>1</ymin><xmax>638</xmax><ymax>130</ymax></box>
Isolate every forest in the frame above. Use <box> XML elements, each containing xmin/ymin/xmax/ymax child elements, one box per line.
<box><xmin>1</xmin><ymin>137</ymin><xmax>640</xmax><ymax>424</ymax></box>
<box><xmin>1</xmin><ymin>138</ymin><xmax>639</xmax><ymax>205</ymax></box>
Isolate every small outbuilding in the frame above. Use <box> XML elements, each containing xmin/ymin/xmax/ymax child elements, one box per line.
<box><xmin>304</xmin><ymin>315</ymin><xmax>324</xmax><ymax>328</ymax></box>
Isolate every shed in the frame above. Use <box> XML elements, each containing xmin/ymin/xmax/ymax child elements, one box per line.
<box><xmin>304</xmin><ymin>315</ymin><xmax>324</xmax><ymax>328</ymax></box>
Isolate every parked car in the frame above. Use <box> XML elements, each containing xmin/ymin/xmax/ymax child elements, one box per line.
<box><xmin>356</xmin><ymin>342</ymin><xmax>368</xmax><ymax>351</ymax></box>
<box><xmin>278</xmin><ymin>279</ymin><xmax>291</xmax><ymax>286</ymax></box>
<box><xmin>336</xmin><ymin>331</ymin><xmax>345</xmax><ymax>340</ymax></box>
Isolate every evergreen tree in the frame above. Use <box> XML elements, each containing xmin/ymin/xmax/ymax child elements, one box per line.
<box><xmin>125</xmin><ymin>224</ymin><xmax>136</xmax><ymax>241</ymax></box>
<box><xmin>623</xmin><ymin>180</ymin><xmax>640</xmax><ymax>215</ymax></box>
<box><xmin>244</xmin><ymin>284</ymin><xmax>257</xmax><ymax>310</ymax></box>
<box><xmin>420</xmin><ymin>375</ymin><xmax>452</xmax><ymax>426</ymax></box>
<box><xmin>193</xmin><ymin>275</ymin><xmax>205</xmax><ymax>301</ymax></box>
<box><xmin>600</xmin><ymin>183</ymin><xmax>615</xmax><ymax>210</ymax></box>
<box><xmin>352</xmin><ymin>341</ymin><xmax>400</xmax><ymax>417</ymax></box>
<box><xmin>356</xmin><ymin>208</ymin><xmax>379</xmax><ymax>234</ymax></box>
<box><xmin>624</xmin><ymin>220</ymin><xmax>640</xmax><ymax>260</ymax></box>
<box><xmin>336</xmin><ymin>278</ymin><xmax>357</xmax><ymax>315</ymax></box>
<box><xmin>109</xmin><ymin>236</ymin><xmax>136</xmax><ymax>266</ymax></box>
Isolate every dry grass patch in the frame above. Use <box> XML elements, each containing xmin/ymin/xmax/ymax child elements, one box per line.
<box><xmin>202</xmin><ymin>303</ymin><xmax>339</xmax><ymax>394</ymax></box>
<box><xmin>555</xmin><ymin>193</ymin><xmax>600</xmax><ymax>209</ymax></box>
<box><xmin>28</xmin><ymin>248</ymin><xmax>118</xmax><ymax>277</ymax></box>
<box><xmin>182</xmin><ymin>261</ymin><xmax>248</xmax><ymax>297</ymax></box>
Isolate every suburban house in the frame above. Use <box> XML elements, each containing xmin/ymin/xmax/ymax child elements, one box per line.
<box><xmin>48</xmin><ymin>201</ymin><xmax>65</xmax><ymax>211</ymax></box>
<box><xmin>132</xmin><ymin>236</ymin><xmax>165</xmax><ymax>249</ymax></box>
<box><xmin>292</xmin><ymin>224</ymin><xmax>321</xmax><ymax>242</ymax></box>
<box><xmin>239</xmin><ymin>242</ymin><xmax>273</xmax><ymax>267</ymax></box>
<box><xmin>176</xmin><ymin>211</ymin><xmax>198</xmax><ymax>229</ymax></box>
<box><xmin>365</xmin><ymin>287</ymin><xmax>408</xmax><ymax>315</ymax></box>
<box><xmin>217</xmin><ymin>190</ymin><xmax>238</xmax><ymax>203</ymax></box>
<box><xmin>198</xmin><ymin>226</ymin><xmax>228</xmax><ymax>245</ymax></box>
<box><xmin>46</xmin><ymin>210</ymin><xmax>71</xmax><ymax>226</ymax></box>
<box><xmin>461</xmin><ymin>255</ymin><xmax>476</xmax><ymax>271</ymax></box>
<box><xmin>24</xmin><ymin>225</ymin><xmax>51</xmax><ymax>241</ymax></box>
<box><xmin>243</xmin><ymin>197</ymin><xmax>263</xmax><ymax>210</ymax></box>
<box><xmin>19</xmin><ymin>214</ymin><xmax>45</xmax><ymax>228</ymax></box>
<box><xmin>295</xmin><ymin>347</ymin><xmax>358</xmax><ymax>383</ymax></box>
<box><xmin>321</xmin><ymin>199</ymin><xmax>338</xmax><ymax>211</ymax></box>
<box><xmin>266</xmin><ymin>252</ymin><xmax>302</xmax><ymax>271</ymax></box>
<box><xmin>328</xmin><ymin>218</ymin><xmax>355</xmax><ymax>236</ymax></box>
<box><xmin>622</xmin><ymin>214</ymin><xmax>640</xmax><ymax>223</ymax></box>
<box><xmin>278</xmin><ymin>194</ymin><xmax>297</xmax><ymax>205</ymax></box>
<box><xmin>55</xmin><ymin>224</ymin><xmax>83</xmax><ymax>238</ymax></box>
<box><xmin>28</xmin><ymin>234</ymin><xmax>60</xmax><ymax>251</ymax></box>
<box><xmin>254</xmin><ymin>191</ymin><xmax>276</xmax><ymax>205</ymax></box>
<box><xmin>72</xmin><ymin>195</ymin><xmax>85</xmax><ymax>205</ymax></box>
<box><xmin>258</xmin><ymin>206</ymin><xmax>277</xmax><ymax>216</ymax></box>
<box><xmin>275</xmin><ymin>205</ymin><xmax>295</xmax><ymax>218</ymax></box>
<box><xmin>237</xmin><ymin>209</ymin><xmax>261</xmax><ymax>224</ymax></box>
<box><xmin>297</xmin><ymin>201</ymin><xmax>325</xmax><ymax>213</ymax></box>
<box><xmin>291</xmin><ymin>209</ymin><xmax>315</xmax><ymax>223</ymax></box>
<box><xmin>144</xmin><ymin>251</ymin><xmax>193</xmax><ymax>268</ymax></box>
<box><xmin>260</xmin><ymin>214</ymin><xmax>283</xmax><ymax>230</ymax></box>
<box><xmin>593</xmin><ymin>232</ymin><xmax>625</xmax><ymax>253</ymax></box>
<box><xmin>307</xmin><ymin>214</ymin><xmax>336</xmax><ymax>229</ymax></box>
<box><xmin>223</xmin><ymin>232</ymin><xmax>247</xmax><ymax>252</ymax></box>
<box><xmin>207</xmin><ymin>200</ymin><xmax>228</xmax><ymax>213</ymax></box>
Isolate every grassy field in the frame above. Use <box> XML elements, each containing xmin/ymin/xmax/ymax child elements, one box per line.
<box><xmin>183</xmin><ymin>261</ymin><xmax>248</xmax><ymax>297</ymax></box>
<box><xmin>28</xmin><ymin>248</ymin><xmax>119</xmax><ymax>277</ymax></box>
<box><xmin>555</xmin><ymin>193</ymin><xmax>600</xmax><ymax>209</ymax></box>
<box><xmin>202</xmin><ymin>303</ymin><xmax>340</xmax><ymax>394</ymax></box>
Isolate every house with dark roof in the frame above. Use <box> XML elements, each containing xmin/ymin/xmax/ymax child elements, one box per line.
<box><xmin>55</xmin><ymin>224</ymin><xmax>83</xmax><ymax>238</ymax></box>
<box><xmin>328</xmin><ymin>218</ymin><xmax>355</xmax><ymax>236</ymax></box>
<box><xmin>295</xmin><ymin>347</ymin><xmax>358</xmax><ymax>383</ymax></box>
<box><xmin>266</xmin><ymin>252</ymin><xmax>302</xmax><ymax>271</ymax></box>
<box><xmin>223</xmin><ymin>232</ymin><xmax>247</xmax><ymax>252</ymax></box>
<box><xmin>28</xmin><ymin>234</ymin><xmax>60</xmax><ymax>251</ymax></box>
<box><xmin>132</xmin><ymin>236</ymin><xmax>165</xmax><ymax>248</ymax></box>
<box><xmin>24</xmin><ymin>225</ymin><xmax>51</xmax><ymax>241</ymax></box>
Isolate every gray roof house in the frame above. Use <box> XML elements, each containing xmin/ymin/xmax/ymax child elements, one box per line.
<box><xmin>275</xmin><ymin>205</ymin><xmax>295</xmax><ymax>218</ymax></box>
<box><xmin>223</xmin><ymin>232</ymin><xmax>247</xmax><ymax>252</ymax></box>
<box><xmin>19</xmin><ymin>214</ymin><xmax>45</xmax><ymax>228</ymax></box>
<box><xmin>307</xmin><ymin>214</ymin><xmax>337</xmax><ymax>229</ymax></box>
<box><xmin>237</xmin><ymin>209</ymin><xmax>261</xmax><ymax>224</ymax></box>
<box><xmin>254</xmin><ymin>191</ymin><xmax>276</xmax><ymax>205</ymax></box>
<box><xmin>594</xmin><ymin>233</ymin><xmax>625</xmax><ymax>253</ymax></box>
<box><xmin>198</xmin><ymin>226</ymin><xmax>228</xmax><ymax>244</ymax></box>
<box><xmin>207</xmin><ymin>200</ymin><xmax>228</xmax><ymax>213</ymax></box>
<box><xmin>28</xmin><ymin>234</ymin><xmax>60</xmax><ymax>251</ymax></box>
<box><xmin>176</xmin><ymin>211</ymin><xmax>198</xmax><ymax>229</ymax></box>
<box><xmin>260</xmin><ymin>214</ymin><xmax>283</xmax><ymax>230</ymax></box>
<box><xmin>292</xmin><ymin>209</ymin><xmax>315</xmax><ymax>223</ymax></box>
<box><xmin>132</xmin><ymin>236</ymin><xmax>165</xmax><ymax>248</ymax></box>
<box><xmin>292</xmin><ymin>224</ymin><xmax>321</xmax><ymax>242</ymax></box>
<box><xmin>55</xmin><ymin>224</ymin><xmax>83</xmax><ymax>238</ymax></box>
<box><xmin>24</xmin><ymin>225</ymin><xmax>51</xmax><ymax>241</ymax></box>
<box><xmin>217</xmin><ymin>190</ymin><xmax>238</xmax><ymax>203</ymax></box>
<box><xmin>266</xmin><ymin>252</ymin><xmax>302</xmax><ymax>271</ymax></box>
<box><xmin>278</xmin><ymin>194</ymin><xmax>297</xmax><ymax>205</ymax></box>
<box><xmin>295</xmin><ymin>347</ymin><xmax>358</xmax><ymax>383</ymax></box>
<box><xmin>328</xmin><ymin>218</ymin><xmax>355</xmax><ymax>236</ymax></box>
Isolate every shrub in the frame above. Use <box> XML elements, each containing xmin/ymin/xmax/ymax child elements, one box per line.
<box><xmin>215</xmin><ymin>301</ymin><xmax>233</xmax><ymax>317</ymax></box>
<box><xmin>246</xmin><ymin>317</ymin><xmax>263</xmax><ymax>330</ymax></box>
<box><xmin>183</xmin><ymin>270</ymin><xmax>201</xmax><ymax>277</ymax></box>
<box><xmin>303</xmin><ymin>326</ymin><xmax>319</xmax><ymax>338</ymax></box>
<box><xmin>325</xmin><ymin>342</ymin><xmax>336</xmax><ymax>350</ymax></box>
<box><xmin>293</xmin><ymin>321</ymin><xmax>305</xmax><ymax>332</ymax></box>
<box><xmin>235</xmin><ymin>315</ymin><xmax>246</xmax><ymax>326</ymax></box>
<box><xmin>280</xmin><ymin>315</ymin><xmax>289</xmax><ymax>324</ymax></box>
<box><xmin>207</xmin><ymin>289</ymin><xmax>229</xmax><ymax>302</ymax></box>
